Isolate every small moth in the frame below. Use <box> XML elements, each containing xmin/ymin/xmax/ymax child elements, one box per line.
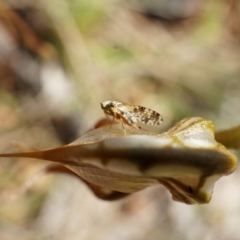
<box><xmin>100</xmin><ymin>100</ymin><xmax>163</xmax><ymax>133</ymax></box>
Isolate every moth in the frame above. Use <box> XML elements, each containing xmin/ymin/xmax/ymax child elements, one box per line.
<box><xmin>100</xmin><ymin>100</ymin><xmax>163</xmax><ymax>133</ymax></box>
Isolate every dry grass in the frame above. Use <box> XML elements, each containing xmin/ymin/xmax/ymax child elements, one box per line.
<box><xmin>0</xmin><ymin>0</ymin><xmax>240</xmax><ymax>239</ymax></box>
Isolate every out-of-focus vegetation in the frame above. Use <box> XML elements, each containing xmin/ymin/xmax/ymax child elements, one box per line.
<box><xmin>0</xmin><ymin>0</ymin><xmax>240</xmax><ymax>239</ymax></box>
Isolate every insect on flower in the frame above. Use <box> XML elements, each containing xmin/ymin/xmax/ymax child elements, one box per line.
<box><xmin>100</xmin><ymin>100</ymin><xmax>163</xmax><ymax>134</ymax></box>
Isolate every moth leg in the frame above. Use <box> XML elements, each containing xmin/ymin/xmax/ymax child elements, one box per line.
<box><xmin>120</xmin><ymin>120</ymin><xmax>126</xmax><ymax>135</ymax></box>
<box><xmin>129</xmin><ymin>125</ymin><xmax>134</xmax><ymax>134</ymax></box>
<box><xmin>128</xmin><ymin>121</ymin><xmax>139</xmax><ymax>134</ymax></box>
<box><xmin>108</xmin><ymin>116</ymin><xmax>115</xmax><ymax>132</ymax></box>
<box><xmin>103</xmin><ymin>113</ymin><xmax>114</xmax><ymax>133</ymax></box>
<box><xmin>104</xmin><ymin>113</ymin><xmax>111</xmax><ymax>124</ymax></box>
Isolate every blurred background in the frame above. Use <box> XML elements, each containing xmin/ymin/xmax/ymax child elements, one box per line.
<box><xmin>0</xmin><ymin>0</ymin><xmax>240</xmax><ymax>239</ymax></box>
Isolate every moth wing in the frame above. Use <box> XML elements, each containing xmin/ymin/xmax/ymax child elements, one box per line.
<box><xmin>127</xmin><ymin>105</ymin><xmax>163</xmax><ymax>125</ymax></box>
<box><xmin>117</xmin><ymin>105</ymin><xmax>138</xmax><ymax>124</ymax></box>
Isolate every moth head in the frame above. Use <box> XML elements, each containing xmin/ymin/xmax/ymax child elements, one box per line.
<box><xmin>101</xmin><ymin>101</ymin><xmax>122</xmax><ymax>111</ymax></box>
<box><xmin>100</xmin><ymin>101</ymin><xmax>112</xmax><ymax>110</ymax></box>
